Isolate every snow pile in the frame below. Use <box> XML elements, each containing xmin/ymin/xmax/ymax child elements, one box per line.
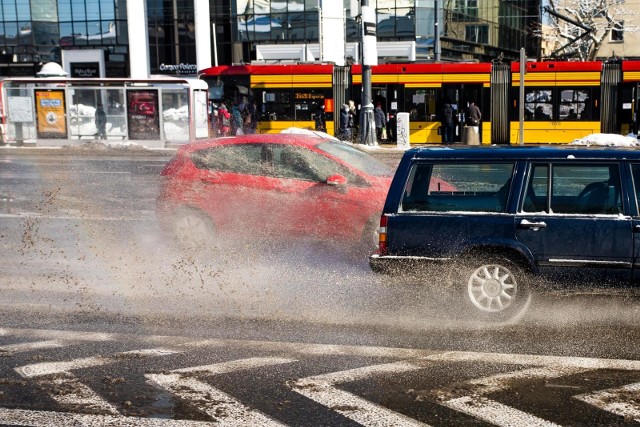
<box><xmin>280</xmin><ymin>127</ymin><xmax>340</xmax><ymax>142</ymax></box>
<box><xmin>68</xmin><ymin>103</ymin><xmax>96</xmax><ymax>117</ymax></box>
<box><xmin>570</xmin><ymin>133</ymin><xmax>640</xmax><ymax>147</ymax></box>
<box><xmin>163</xmin><ymin>105</ymin><xmax>189</xmax><ymax>121</ymax></box>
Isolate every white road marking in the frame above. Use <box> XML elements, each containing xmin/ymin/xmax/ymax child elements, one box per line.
<box><xmin>0</xmin><ymin>212</ymin><xmax>155</xmax><ymax>221</ymax></box>
<box><xmin>0</xmin><ymin>339</ymin><xmax>64</xmax><ymax>353</ymax></box>
<box><xmin>15</xmin><ymin>348</ymin><xmax>181</xmax><ymax>416</ymax></box>
<box><xmin>16</xmin><ymin>348</ymin><xmax>180</xmax><ymax>377</ymax></box>
<box><xmin>147</xmin><ymin>357</ymin><xmax>296</xmax><ymax>426</ymax></box>
<box><xmin>5</xmin><ymin>327</ymin><xmax>640</xmax><ymax>425</ymax></box>
<box><xmin>39</xmin><ymin>376</ymin><xmax>120</xmax><ymax>415</ymax></box>
<box><xmin>439</xmin><ymin>366</ymin><xmax>587</xmax><ymax>427</ymax></box>
<box><xmin>574</xmin><ymin>382</ymin><xmax>640</xmax><ymax>422</ymax></box>
<box><xmin>291</xmin><ymin>360</ymin><xmax>430</xmax><ymax>427</ymax></box>
<box><xmin>0</xmin><ymin>328</ymin><xmax>115</xmax><ymax>341</ymax></box>
<box><xmin>0</xmin><ymin>407</ymin><xmax>215</xmax><ymax>426</ymax></box>
<box><xmin>445</xmin><ymin>397</ymin><xmax>561</xmax><ymax>427</ymax></box>
<box><xmin>15</xmin><ymin>356</ymin><xmax>112</xmax><ymax>378</ymax></box>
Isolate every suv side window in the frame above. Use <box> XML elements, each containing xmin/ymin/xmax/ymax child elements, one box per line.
<box><xmin>401</xmin><ymin>162</ymin><xmax>515</xmax><ymax>213</ymax></box>
<box><xmin>630</xmin><ymin>164</ymin><xmax>640</xmax><ymax>214</ymax></box>
<box><xmin>522</xmin><ymin>163</ymin><xmax>622</xmax><ymax>215</ymax></box>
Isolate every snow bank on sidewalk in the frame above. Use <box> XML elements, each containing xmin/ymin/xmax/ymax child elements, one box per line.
<box><xmin>570</xmin><ymin>133</ymin><xmax>640</xmax><ymax>147</ymax></box>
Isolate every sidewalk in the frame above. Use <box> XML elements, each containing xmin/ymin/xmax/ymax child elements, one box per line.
<box><xmin>0</xmin><ymin>138</ymin><xmax>411</xmax><ymax>156</ymax></box>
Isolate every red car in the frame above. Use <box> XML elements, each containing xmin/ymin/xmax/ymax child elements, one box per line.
<box><xmin>157</xmin><ymin>134</ymin><xmax>394</xmax><ymax>253</ymax></box>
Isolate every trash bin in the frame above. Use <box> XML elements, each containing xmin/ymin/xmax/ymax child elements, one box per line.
<box><xmin>462</xmin><ymin>126</ymin><xmax>480</xmax><ymax>145</ymax></box>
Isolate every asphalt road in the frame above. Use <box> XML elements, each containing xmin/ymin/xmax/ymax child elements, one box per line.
<box><xmin>2</xmin><ymin>146</ymin><xmax>640</xmax><ymax>426</ymax></box>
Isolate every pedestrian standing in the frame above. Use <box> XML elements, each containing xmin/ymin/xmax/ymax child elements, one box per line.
<box><xmin>442</xmin><ymin>103</ymin><xmax>454</xmax><ymax>144</ymax></box>
<box><xmin>95</xmin><ymin>102</ymin><xmax>107</xmax><ymax>140</ymax></box>
<box><xmin>231</xmin><ymin>103</ymin><xmax>243</xmax><ymax>135</ymax></box>
<box><xmin>244</xmin><ymin>99</ymin><xmax>258</xmax><ymax>134</ymax></box>
<box><xmin>348</xmin><ymin>100</ymin><xmax>358</xmax><ymax>140</ymax></box>
<box><xmin>217</xmin><ymin>103</ymin><xmax>231</xmax><ymax>137</ymax></box>
<box><xmin>374</xmin><ymin>103</ymin><xmax>387</xmax><ymax>143</ymax></box>
<box><xmin>339</xmin><ymin>104</ymin><xmax>351</xmax><ymax>141</ymax></box>
<box><xmin>314</xmin><ymin>104</ymin><xmax>326</xmax><ymax>133</ymax></box>
<box><xmin>466</xmin><ymin>101</ymin><xmax>481</xmax><ymax>134</ymax></box>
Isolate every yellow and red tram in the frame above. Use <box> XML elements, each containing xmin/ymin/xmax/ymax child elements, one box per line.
<box><xmin>199</xmin><ymin>59</ymin><xmax>640</xmax><ymax>145</ymax></box>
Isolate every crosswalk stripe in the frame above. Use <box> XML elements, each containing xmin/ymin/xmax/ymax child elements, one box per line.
<box><xmin>291</xmin><ymin>360</ymin><xmax>430</xmax><ymax>427</ymax></box>
<box><xmin>445</xmin><ymin>396</ymin><xmax>561</xmax><ymax>427</ymax></box>
<box><xmin>0</xmin><ymin>339</ymin><xmax>64</xmax><ymax>353</ymax></box>
<box><xmin>39</xmin><ymin>376</ymin><xmax>120</xmax><ymax>416</ymax></box>
<box><xmin>14</xmin><ymin>348</ymin><xmax>182</xmax><ymax>416</ymax></box>
<box><xmin>0</xmin><ymin>407</ymin><xmax>216</xmax><ymax>426</ymax></box>
<box><xmin>0</xmin><ymin>328</ymin><xmax>115</xmax><ymax>342</ymax></box>
<box><xmin>15</xmin><ymin>356</ymin><xmax>112</xmax><ymax>378</ymax></box>
<box><xmin>574</xmin><ymin>382</ymin><xmax>640</xmax><ymax>422</ymax></box>
<box><xmin>147</xmin><ymin>358</ymin><xmax>296</xmax><ymax>426</ymax></box>
<box><xmin>15</xmin><ymin>348</ymin><xmax>181</xmax><ymax>378</ymax></box>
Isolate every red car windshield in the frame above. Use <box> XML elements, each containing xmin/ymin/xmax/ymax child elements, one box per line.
<box><xmin>316</xmin><ymin>142</ymin><xmax>393</xmax><ymax>178</ymax></box>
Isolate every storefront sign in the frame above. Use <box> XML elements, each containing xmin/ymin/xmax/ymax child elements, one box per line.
<box><xmin>159</xmin><ymin>63</ymin><xmax>198</xmax><ymax>75</ymax></box>
<box><xmin>35</xmin><ymin>90</ymin><xmax>66</xmax><ymax>138</ymax></box>
<box><xmin>70</xmin><ymin>62</ymin><xmax>100</xmax><ymax>78</ymax></box>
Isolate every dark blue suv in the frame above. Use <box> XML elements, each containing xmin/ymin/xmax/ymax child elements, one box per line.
<box><xmin>370</xmin><ymin>146</ymin><xmax>640</xmax><ymax>321</ymax></box>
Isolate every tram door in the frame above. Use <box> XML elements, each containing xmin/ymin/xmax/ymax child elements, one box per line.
<box><xmin>372</xmin><ymin>85</ymin><xmax>388</xmax><ymax>140</ymax></box>
<box><xmin>442</xmin><ymin>84</ymin><xmax>482</xmax><ymax>143</ymax></box>
<box><xmin>619</xmin><ymin>81</ymin><xmax>639</xmax><ymax>135</ymax></box>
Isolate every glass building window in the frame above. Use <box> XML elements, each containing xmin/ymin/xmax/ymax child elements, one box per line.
<box><xmin>72</xmin><ymin>0</ymin><xmax>86</xmax><ymax>21</ymax></box>
<box><xmin>611</xmin><ymin>22</ymin><xmax>624</xmax><ymax>41</ymax></box>
<box><xmin>3</xmin><ymin>2</ymin><xmax>17</xmax><ymax>21</ymax></box>
<box><xmin>466</xmin><ymin>24</ymin><xmax>488</xmax><ymax>44</ymax></box>
<box><xmin>453</xmin><ymin>0</ymin><xmax>478</xmax><ymax>21</ymax></box>
<box><xmin>58</xmin><ymin>0</ymin><xmax>72</xmax><ymax>21</ymax></box>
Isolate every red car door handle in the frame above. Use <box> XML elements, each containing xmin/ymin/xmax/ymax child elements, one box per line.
<box><xmin>519</xmin><ymin>219</ymin><xmax>547</xmax><ymax>230</ymax></box>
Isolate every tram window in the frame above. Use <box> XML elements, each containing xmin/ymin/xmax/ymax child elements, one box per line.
<box><xmin>293</xmin><ymin>90</ymin><xmax>329</xmax><ymax>121</ymax></box>
<box><xmin>260</xmin><ymin>90</ymin><xmax>293</xmax><ymax>120</ymax></box>
<box><xmin>559</xmin><ymin>88</ymin><xmax>589</xmax><ymax>121</ymax></box>
<box><xmin>405</xmin><ymin>88</ymin><xmax>436</xmax><ymax>121</ymax></box>
<box><xmin>525</xmin><ymin>89</ymin><xmax>553</xmax><ymax>121</ymax></box>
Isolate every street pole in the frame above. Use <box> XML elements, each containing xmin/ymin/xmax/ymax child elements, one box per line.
<box><xmin>519</xmin><ymin>47</ymin><xmax>526</xmax><ymax>146</ymax></box>
<box><xmin>360</xmin><ymin>0</ymin><xmax>377</xmax><ymax>146</ymax></box>
<box><xmin>434</xmin><ymin>0</ymin><xmax>441</xmax><ymax>61</ymax></box>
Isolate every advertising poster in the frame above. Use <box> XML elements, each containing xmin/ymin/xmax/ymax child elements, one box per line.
<box><xmin>35</xmin><ymin>90</ymin><xmax>66</xmax><ymax>138</ymax></box>
<box><xmin>127</xmin><ymin>90</ymin><xmax>159</xmax><ymax>140</ymax></box>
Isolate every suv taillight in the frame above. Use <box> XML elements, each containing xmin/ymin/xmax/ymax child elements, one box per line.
<box><xmin>378</xmin><ymin>214</ymin><xmax>388</xmax><ymax>255</ymax></box>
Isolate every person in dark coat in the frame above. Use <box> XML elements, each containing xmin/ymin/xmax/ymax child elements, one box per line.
<box><xmin>314</xmin><ymin>104</ymin><xmax>326</xmax><ymax>133</ymax></box>
<box><xmin>374</xmin><ymin>103</ymin><xmax>387</xmax><ymax>143</ymax></box>
<box><xmin>466</xmin><ymin>101</ymin><xmax>481</xmax><ymax>129</ymax></box>
<box><xmin>442</xmin><ymin>103</ymin><xmax>454</xmax><ymax>144</ymax></box>
<box><xmin>339</xmin><ymin>104</ymin><xmax>351</xmax><ymax>141</ymax></box>
<box><xmin>95</xmin><ymin>103</ymin><xmax>107</xmax><ymax>139</ymax></box>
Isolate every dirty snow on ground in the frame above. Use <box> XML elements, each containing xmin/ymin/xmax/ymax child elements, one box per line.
<box><xmin>571</xmin><ymin>133</ymin><xmax>640</xmax><ymax>147</ymax></box>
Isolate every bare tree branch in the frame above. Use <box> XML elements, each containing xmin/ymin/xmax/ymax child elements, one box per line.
<box><xmin>543</xmin><ymin>0</ymin><xmax>640</xmax><ymax>60</ymax></box>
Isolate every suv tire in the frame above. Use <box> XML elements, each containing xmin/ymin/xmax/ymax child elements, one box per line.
<box><xmin>450</xmin><ymin>255</ymin><xmax>531</xmax><ymax>322</ymax></box>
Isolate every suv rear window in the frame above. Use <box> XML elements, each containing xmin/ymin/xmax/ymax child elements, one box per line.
<box><xmin>401</xmin><ymin>162</ymin><xmax>515</xmax><ymax>213</ymax></box>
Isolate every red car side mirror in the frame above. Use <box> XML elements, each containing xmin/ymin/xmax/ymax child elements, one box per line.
<box><xmin>326</xmin><ymin>174</ymin><xmax>347</xmax><ymax>186</ymax></box>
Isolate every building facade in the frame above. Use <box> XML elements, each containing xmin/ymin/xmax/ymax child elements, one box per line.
<box><xmin>0</xmin><ymin>0</ymin><xmax>542</xmax><ymax>78</ymax></box>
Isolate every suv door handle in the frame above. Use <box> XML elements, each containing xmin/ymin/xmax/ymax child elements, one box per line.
<box><xmin>519</xmin><ymin>219</ymin><xmax>547</xmax><ymax>230</ymax></box>
<box><xmin>634</xmin><ymin>225</ymin><xmax>640</xmax><ymax>233</ymax></box>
